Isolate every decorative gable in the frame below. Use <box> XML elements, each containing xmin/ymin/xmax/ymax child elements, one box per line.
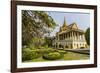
<box><xmin>70</xmin><ymin>22</ymin><xmax>78</xmax><ymax>29</ymax></box>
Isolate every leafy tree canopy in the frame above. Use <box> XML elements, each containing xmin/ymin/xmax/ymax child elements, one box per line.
<box><xmin>22</xmin><ymin>10</ymin><xmax>57</xmax><ymax>46</ymax></box>
<box><xmin>85</xmin><ymin>28</ymin><xmax>90</xmax><ymax>45</ymax></box>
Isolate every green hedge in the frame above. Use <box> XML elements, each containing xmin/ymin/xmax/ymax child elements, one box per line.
<box><xmin>43</xmin><ymin>52</ymin><xmax>63</xmax><ymax>60</ymax></box>
<box><xmin>22</xmin><ymin>47</ymin><xmax>67</xmax><ymax>61</ymax></box>
<box><xmin>22</xmin><ymin>48</ymin><xmax>41</xmax><ymax>61</ymax></box>
<box><xmin>57</xmin><ymin>50</ymin><xmax>67</xmax><ymax>54</ymax></box>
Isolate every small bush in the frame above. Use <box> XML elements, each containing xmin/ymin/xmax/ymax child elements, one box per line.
<box><xmin>22</xmin><ymin>48</ymin><xmax>41</xmax><ymax>61</ymax></box>
<box><xmin>44</xmin><ymin>48</ymin><xmax>55</xmax><ymax>53</ymax></box>
<box><xmin>38</xmin><ymin>47</ymin><xmax>55</xmax><ymax>54</ymax></box>
<box><xmin>57</xmin><ymin>50</ymin><xmax>67</xmax><ymax>54</ymax></box>
<box><xmin>30</xmin><ymin>46</ymin><xmax>36</xmax><ymax>50</ymax></box>
<box><xmin>43</xmin><ymin>52</ymin><xmax>63</xmax><ymax>60</ymax></box>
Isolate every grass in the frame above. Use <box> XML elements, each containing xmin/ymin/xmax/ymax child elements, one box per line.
<box><xmin>23</xmin><ymin>51</ymin><xmax>90</xmax><ymax>62</ymax></box>
<box><xmin>22</xmin><ymin>47</ymin><xmax>90</xmax><ymax>62</ymax></box>
<box><xmin>62</xmin><ymin>52</ymin><xmax>90</xmax><ymax>60</ymax></box>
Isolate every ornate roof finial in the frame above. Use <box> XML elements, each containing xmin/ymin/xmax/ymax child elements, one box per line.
<box><xmin>63</xmin><ymin>17</ymin><xmax>67</xmax><ymax>27</ymax></box>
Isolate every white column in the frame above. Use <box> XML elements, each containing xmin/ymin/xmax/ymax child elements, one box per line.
<box><xmin>80</xmin><ymin>35</ymin><xmax>81</xmax><ymax>40</ymax></box>
<box><xmin>61</xmin><ymin>35</ymin><xmax>63</xmax><ymax>40</ymax></box>
<box><xmin>78</xmin><ymin>33</ymin><xmax>80</xmax><ymax>40</ymax></box>
<box><xmin>75</xmin><ymin>32</ymin><xmax>76</xmax><ymax>40</ymax></box>
<box><xmin>77</xmin><ymin>32</ymin><xmax>78</xmax><ymax>40</ymax></box>
<box><xmin>60</xmin><ymin>35</ymin><xmax>61</xmax><ymax>40</ymax></box>
<box><xmin>59</xmin><ymin>35</ymin><xmax>60</xmax><ymax>40</ymax></box>
<box><xmin>74</xmin><ymin>32</ymin><xmax>75</xmax><ymax>40</ymax></box>
<box><xmin>65</xmin><ymin>33</ymin><xmax>66</xmax><ymax>39</ymax></box>
<box><xmin>77</xmin><ymin>32</ymin><xmax>79</xmax><ymax>40</ymax></box>
<box><xmin>68</xmin><ymin>33</ymin><xmax>69</xmax><ymax>40</ymax></box>
<box><xmin>69</xmin><ymin>32</ymin><xmax>70</xmax><ymax>39</ymax></box>
<box><xmin>63</xmin><ymin>34</ymin><xmax>65</xmax><ymax>40</ymax></box>
<box><xmin>70</xmin><ymin>32</ymin><xmax>71</xmax><ymax>39</ymax></box>
<box><xmin>57</xmin><ymin>42</ymin><xmax>59</xmax><ymax>48</ymax></box>
<box><xmin>58</xmin><ymin>33</ymin><xmax>59</xmax><ymax>40</ymax></box>
<box><xmin>72</xmin><ymin>31</ymin><xmax>73</xmax><ymax>40</ymax></box>
<box><xmin>66</xmin><ymin>33</ymin><xmax>67</xmax><ymax>40</ymax></box>
<box><xmin>82</xmin><ymin>34</ymin><xmax>85</xmax><ymax>41</ymax></box>
<box><xmin>63</xmin><ymin>34</ymin><xmax>64</xmax><ymax>40</ymax></box>
<box><xmin>69</xmin><ymin>33</ymin><xmax>70</xmax><ymax>40</ymax></box>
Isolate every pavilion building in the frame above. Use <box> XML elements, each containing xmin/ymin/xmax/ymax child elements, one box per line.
<box><xmin>52</xmin><ymin>18</ymin><xmax>87</xmax><ymax>49</ymax></box>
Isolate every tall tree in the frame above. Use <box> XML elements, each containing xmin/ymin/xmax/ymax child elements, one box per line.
<box><xmin>85</xmin><ymin>28</ymin><xmax>90</xmax><ymax>45</ymax></box>
<box><xmin>44</xmin><ymin>37</ymin><xmax>53</xmax><ymax>47</ymax></box>
<box><xmin>22</xmin><ymin>10</ymin><xmax>56</xmax><ymax>46</ymax></box>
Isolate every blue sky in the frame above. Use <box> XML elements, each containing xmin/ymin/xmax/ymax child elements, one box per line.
<box><xmin>46</xmin><ymin>11</ymin><xmax>90</xmax><ymax>37</ymax></box>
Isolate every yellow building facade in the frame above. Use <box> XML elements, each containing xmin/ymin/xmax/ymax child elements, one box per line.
<box><xmin>53</xmin><ymin>19</ymin><xmax>87</xmax><ymax>49</ymax></box>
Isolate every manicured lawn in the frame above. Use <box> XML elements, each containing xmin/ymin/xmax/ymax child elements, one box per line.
<box><xmin>62</xmin><ymin>52</ymin><xmax>89</xmax><ymax>60</ymax></box>
<box><xmin>23</xmin><ymin>51</ymin><xmax>90</xmax><ymax>62</ymax></box>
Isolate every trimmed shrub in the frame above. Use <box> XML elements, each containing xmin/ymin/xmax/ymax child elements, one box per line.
<box><xmin>38</xmin><ymin>47</ymin><xmax>56</xmax><ymax>54</ymax></box>
<box><xmin>44</xmin><ymin>48</ymin><xmax>55</xmax><ymax>53</ymax></box>
<box><xmin>57</xmin><ymin>50</ymin><xmax>67</xmax><ymax>54</ymax></box>
<box><xmin>43</xmin><ymin>52</ymin><xmax>63</xmax><ymax>60</ymax></box>
<box><xmin>22</xmin><ymin>48</ymin><xmax>41</xmax><ymax>61</ymax></box>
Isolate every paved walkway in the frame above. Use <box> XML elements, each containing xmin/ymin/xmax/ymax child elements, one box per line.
<box><xmin>65</xmin><ymin>49</ymin><xmax>90</xmax><ymax>55</ymax></box>
<box><xmin>58</xmin><ymin>48</ymin><xmax>90</xmax><ymax>55</ymax></box>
